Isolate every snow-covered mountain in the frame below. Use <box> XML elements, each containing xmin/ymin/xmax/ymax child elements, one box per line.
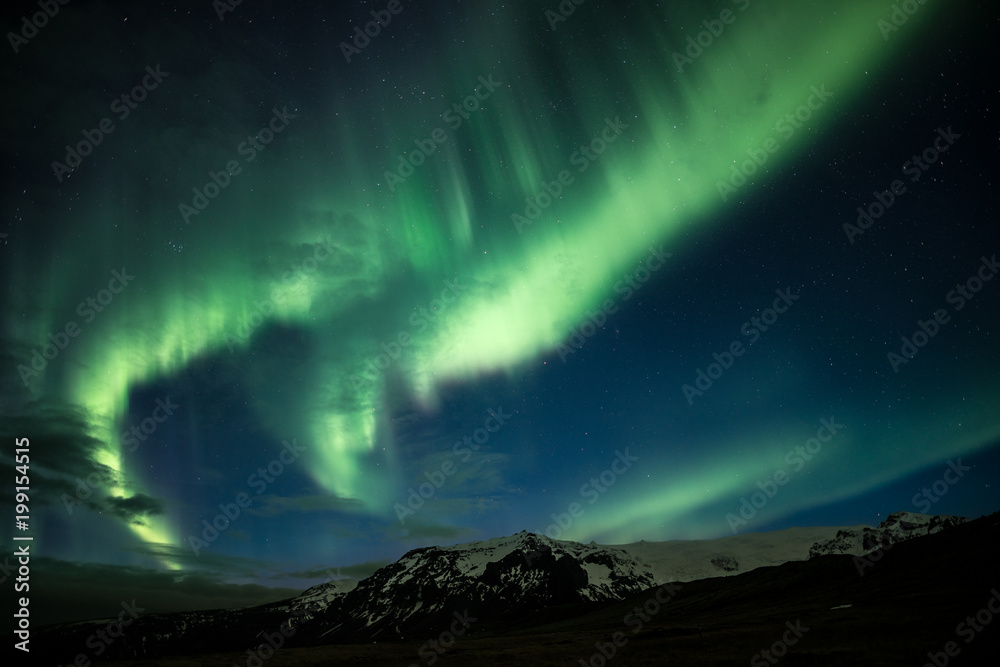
<box><xmin>300</xmin><ymin>531</ymin><xmax>661</xmax><ymax>642</ymax></box>
<box><xmin>807</xmin><ymin>511</ymin><xmax>967</xmax><ymax>557</ymax></box>
<box><xmin>34</xmin><ymin>512</ymin><xmax>972</xmax><ymax>661</ymax></box>
<box><xmin>286</xmin><ymin>576</ymin><xmax>358</xmax><ymax>616</ymax></box>
<box><xmin>273</xmin><ymin>514</ymin><xmax>972</xmax><ymax>643</ymax></box>
<box><xmin>615</xmin><ymin>525</ymin><xmax>856</xmax><ymax>583</ymax></box>
<box><xmin>613</xmin><ymin>513</ymin><xmax>964</xmax><ymax>582</ymax></box>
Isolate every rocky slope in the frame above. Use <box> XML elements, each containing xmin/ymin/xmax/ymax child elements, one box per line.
<box><xmin>807</xmin><ymin>511</ymin><xmax>966</xmax><ymax>558</ymax></box>
<box><xmin>31</xmin><ymin>512</ymin><xmax>972</xmax><ymax>662</ymax></box>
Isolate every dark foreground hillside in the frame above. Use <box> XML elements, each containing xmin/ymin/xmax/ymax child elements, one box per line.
<box><xmin>93</xmin><ymin>512</ymin><xmax>1000</xmax><ymax>666</ymax></box>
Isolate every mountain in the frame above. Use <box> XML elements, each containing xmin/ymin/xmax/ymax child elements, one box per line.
<box><xmin>286</xmin><ymin>576</ymin><xmax>358</xmax><ymax>620</ymax></box>
<box><xmin>297</xmin><ymin>512</ymin><xmax>969</xmax><ymax>644</ymax></box>
<box><xmin>29</xmin><ymin>511</ymin><xmax>984</xmax><ymax>664</ymax></box>
<box><xmin>295</xmin><ymin>530</ymin><xmax>661</xmax><ymax>643</ymax></box>
<box><xmin>615</xmin><ymin>524</ymin><xmax>856</xmax><ymax>582</ymax></box>
<box><xmin>807</xmin><ymin>510</ymin><xmax>967</xmax><ymax>557</ymax></box>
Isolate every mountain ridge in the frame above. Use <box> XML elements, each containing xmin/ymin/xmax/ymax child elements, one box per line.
<box><xmin>29</xmin><ymin>511</ymin><xmax>973</xmax><ymax>662</ymax></box>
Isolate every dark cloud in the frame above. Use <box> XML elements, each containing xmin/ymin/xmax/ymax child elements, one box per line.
<box><xmin>246</xmin><ymin>493</ymin><xmax>365</xmax><ymax>517</ymax></box>
<box><xmin>0</xmin><ymin>398</ymin><xmax>109</xmax><ymax>483</ymax></box>
<box><xmin>8</xmin><ymin>557</ymin><xmax>302</xmax><ymax>628</ymax></box>
<box><xmin>105</xmin><ymin>492</ymin><xmax>166</xmax><ymax>524</ymax></box>
<box><xmin>129</xmin><ymin>543</ymin><xmax>282</xmax><ymax>577</ymax></box>
<box><xmin>280</xmin><ymin>559</ymin><xmax>393</xmax><ymax>581</ymax></box>
<box><xmin>381</xmin><ymin>518</ymin><xmax>477</xmax><ymax>543</ymax></box>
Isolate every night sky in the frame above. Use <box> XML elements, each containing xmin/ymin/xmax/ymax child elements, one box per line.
<box><xmin>2</xmin><ymin>0</ymin><xmax>998</xmax><ymax>626</ymax></box>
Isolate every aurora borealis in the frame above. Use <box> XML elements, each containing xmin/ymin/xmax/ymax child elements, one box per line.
<box><xmin>2</xmin><ymin>0</ymin><xmax>998</xmax><ymax>626</ymax></box>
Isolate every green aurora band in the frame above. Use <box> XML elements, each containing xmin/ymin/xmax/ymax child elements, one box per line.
<box><xmin>13</xmin><ymin>0</ymin><xmax>998</xmax><ymax>561</ymax></box>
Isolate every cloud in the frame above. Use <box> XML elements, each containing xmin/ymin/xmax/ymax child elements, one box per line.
<box><xmin>281</xmin><ymin>559</ymin><xmax>393</xmax><ymax>581</ymax></box>
<box><xmin>246</xmin><ymin>493</ymin><xmax>365</xmax><ymax>517</ymax></box>
<box><xmin>0</xmin><ymin>398</ymin><xmax>178</xmax><ymax>528</ymax></box>
<box><xmin>0</xmin><ymin>399</ymin><xmax>176</xmax><ymax>531</ymax></box>
<box><xmin>380</xmin><ymin>517</ymin><xmax>477</xmax><ymax>543</ymax></box>
<box><xmin>129</xmin><ymin>543</ymin><xmax>282</xmax><ymax>576</ymax></box>
<box><xmin>0</xmin><ymin>398</ymin><xmax>110</xmax><ymax>484</ymax></box>
<box><xmin>105</xmin><ymin>492</ymin><xmax>166</xmax><ymax>524</ymax></box>
<box><xmin>19</xmin><ymin>556</ymin><xmax>303</xmax><ymax>628</ymax></box>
